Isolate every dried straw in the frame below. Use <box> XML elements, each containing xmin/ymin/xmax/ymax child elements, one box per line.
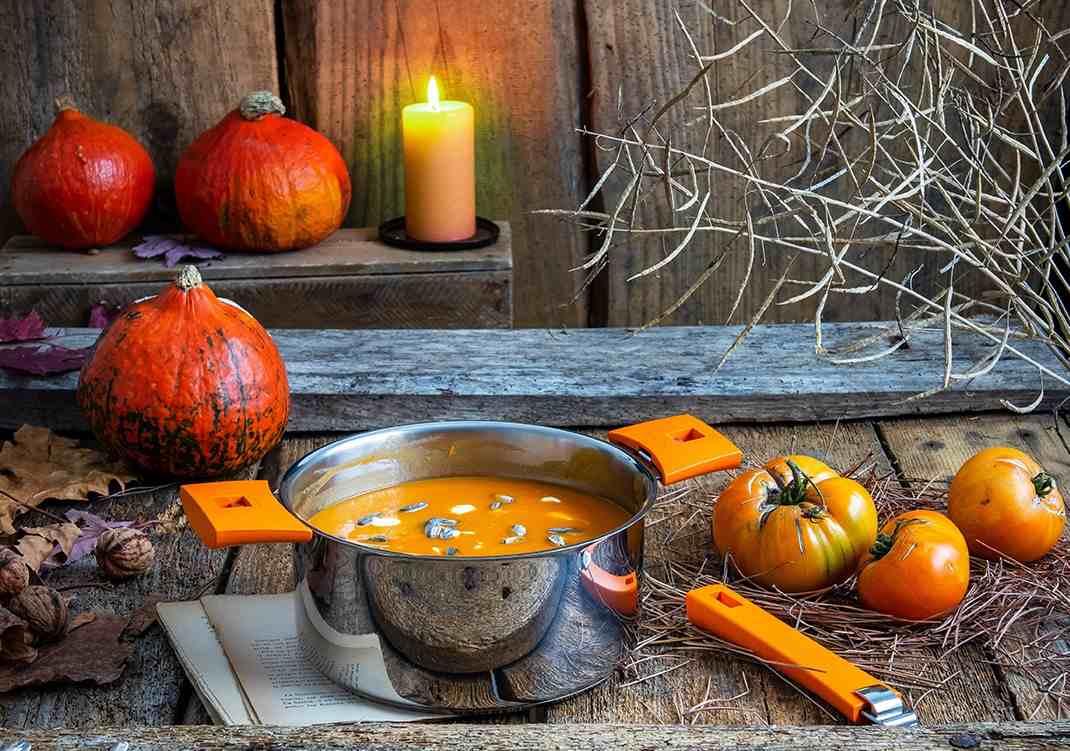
<box><xmin>628</xmin><ymin>467</ymin><xmax>1070</xmax><ymax>716</ymax></box>
<box><xmin>541</xmin><ymin>0</ymin><xmax>1070</xmax><ymax>407</ymax></box>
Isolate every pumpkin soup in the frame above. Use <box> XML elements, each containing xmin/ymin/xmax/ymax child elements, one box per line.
<box><xmin>308</xmin><ymin>476</ymin><xmax>631</xmax><ymax>556</ymax></box>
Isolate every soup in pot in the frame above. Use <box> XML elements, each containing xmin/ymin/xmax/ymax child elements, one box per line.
<box><xmin>307</xmin><ymin>476</ymin><xmax>632</xmax><ymax>556</ymax></box>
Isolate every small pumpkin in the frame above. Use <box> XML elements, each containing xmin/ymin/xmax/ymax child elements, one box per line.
<box><xmin>712</xmin><ymin>456</ymin><xmax>878</xmax><ymax>593</ymax></box>
<box><xmin>76</xmin><ymin>265</ymin><xmax>289</xmax><ymax>477</ymax></box>
<box><xmin>856</xmin><ymin>510</ymin><xmax>970</xmax><ymax>620</ymax></box>
<box><xmin>174</xmin><ymin>91</ymin><xmax>351</xmax><ymax>252</ymax></box>
<box><xmin>12</xmin><ymin>99</ymin><xmax>155</xmax><ymax>249</ymax></box>
<box><xmin>948</xmin><ymin>447</ymin><xmax>1065</xmax><ymax>562</ymax></box>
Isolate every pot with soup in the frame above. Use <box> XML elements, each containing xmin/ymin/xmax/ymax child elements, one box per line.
<box><xmin>180</xmin><ymin>415</ymin><xmax>742</xmax><ymax>713</ymax></box>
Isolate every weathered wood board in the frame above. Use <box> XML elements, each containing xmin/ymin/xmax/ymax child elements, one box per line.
<box><xmin>3</xmin><ymin>720</ymin><xmax>1069</xmax><ymax>750</ymax></box>
<box><xmin>0</xmin><ymin>226</ymin><xmax>513</xmax><ymax>329</ymax></box>
<box><xmin>1</xmin><ymin>322</ymin><xmax>1062</xmax><ymax>432</ymax></box>
<box><xmin>281</xmin><ymin>0</ymin><xmax>588</xmax><ymax>328</ymax></box>
<box><xmin>0</xmin><ymin>0</ymin><xmax>278</xmax><ymax>244</ymax></box>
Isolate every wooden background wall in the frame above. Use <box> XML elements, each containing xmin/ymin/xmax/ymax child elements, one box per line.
<box><xmin>1</xmin><ymin>1</ymin><xmax>1067</xmax><ymax>328</ymax></box>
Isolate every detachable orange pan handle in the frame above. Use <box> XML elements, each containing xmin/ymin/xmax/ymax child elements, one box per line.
<box><xmin>608</xmin><ymin>414</ymin><xmax>742</xmax><ymax>485</ymax></box>
<box><xmin>579</xmin><ymin>544</ymin><xmax>639</xmax><ymax>616</ymax></box>
<box><xmin>180</xmin><ymin>480</ymin><xmax>313</xmax><ymax>549</ymax></box>
<box><xmin>686</xmin><ymin>584</ymin><xmax>916</xmax><ymax>725</ymax></box>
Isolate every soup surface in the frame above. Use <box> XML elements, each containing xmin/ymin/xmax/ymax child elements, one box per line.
<box><xmin>307</xmin><ymin>476</ymin><xmax>632</xmax><ymax>556</ymax></box>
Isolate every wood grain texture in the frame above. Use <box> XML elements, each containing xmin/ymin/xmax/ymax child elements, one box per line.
<box><xmin>281</xmin><ymin>0</ymin><xmax>587</xmax><ymax>328</ymax></box>
<box><xmin>2</xmin><ymin>322</ymin><xmax>1064</xmax><ymax>432</ymax></box>
<box><xmin>0</xmin><ymin>225</ymin><xmax>512</xmax><ymax>282</ymax></box>
<box><xmin>877</xmin><ymin>413</ymin><xmax>1070</xmax><ymax>721</ymax></box>
<box><xmin>5</xmin><ymin>720</ymin><xmax>1070</xmax><ymax>749</ymax></box>
<box><xmin>0</xmin><ymin>0</ymin><xmax>278</xmax><ymax>243</ymax></box>
<box><xmin>0</xmin><ymin>469</ymin><xmax>254</xmax><ymax>728</ymax></box>
<box><xmin>0</xmin><ymin>271</ymin><xmax>512</xmax><ymax>329</ymax></box>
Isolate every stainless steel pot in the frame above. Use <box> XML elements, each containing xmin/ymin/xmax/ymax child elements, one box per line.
<box><xmin>180</xmin><ymin>414</ymin><xmax>741</xmax><ymax>713</ymax></box>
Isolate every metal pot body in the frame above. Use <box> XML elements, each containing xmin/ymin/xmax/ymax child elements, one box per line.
<box><xmin>279</xmin><ymin>421</ymin><xmax>655</xmax><ymax>713</ymax></box>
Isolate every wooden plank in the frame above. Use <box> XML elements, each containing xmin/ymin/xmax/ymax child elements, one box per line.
<box><xmin>877</xmin><ymin>413</ymin><xmax>1070</xmax><ymax>721</ymax></box>
<box><xmin>281</xmin><ymin>0</ymin><xmax>587</xmax><ymax>327</ymax></box>
<box><xmin>0</xmin><ymin>226</ymin><xmax>512</xmax><ymax>282</ymax></box>
<box><xmin>1</xmin><ymin>271</ymin><xmax>512</xmax><ymax>330</ymax></box>
<box><xmin>6</xmin><ymin>720</ymin><xmax>1070</xmax><ymax>750</ymax></box>
<box><xmin>0</xmin><ymin>0</ymin><xmax>278</xmax><ymax>244</ymax></box>
<box><xmin>2</xmin><ymin>322</ymin><xmax>1064</xmax><ymax>432</ymax></box>
<box><xmin>0</xmin><ymin>469</ymin><xmax>254</xmax><ymax>727</ymax></box>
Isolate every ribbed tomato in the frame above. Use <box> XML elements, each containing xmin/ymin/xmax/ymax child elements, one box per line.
<box><xmin>712</xmin><ymin>457</ymin><xmax>877</xmax><ymax>593</ymax></box>
<box><xmin>856</xmin><ymin>510</ymin><xmax>969</xmax><ymax>620</ymax></box>
<box><xmin>948</xmin><ymin>447</ymin><xmax>1065</xmax><ymax>562</ymax></box>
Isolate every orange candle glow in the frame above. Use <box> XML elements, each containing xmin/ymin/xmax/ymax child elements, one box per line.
<box><xmin>402</xmin><ymin>76</ymin><xmax>476</xmax><ymax>242</ymax></box>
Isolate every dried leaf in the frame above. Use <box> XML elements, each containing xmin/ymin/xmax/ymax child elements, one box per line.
<box><xmin>0</xmin><ymin>311</ymin><xmax>47</xmax><ymax>343</ymax></box>
<box><xmin>0</xmin><ymin>344</ymin><xmax>87</xmax><ymax>375</ymax></box>
<box><xmin>23</xmin><ymin>523</ymin><xmax>81</xmax><ymax>558</ymax></box>
<box><xmin>0</xmin><ymin>613</ymin><xmax>133</xmax><ymax>689</ymax></box>
<box><xmin>132</xmin><ymin>235</ymin><xmax>223</xmax><ymax>268</ymax></box>
<box><xmin>15</xmin><ymin>535</ymin><xmax>54</xmax><ymax>573</ymax></box>
<box><xmin>0</xmin><ymin>606</ymin><xmax>35</xmax><ymax>665</ymax></box>
<box><xmin>87</xmin><ymin>302</ymin><xmax>122</xmax><ymax>329</ymax></box>
<box><xmin>48</xmin><ymin>509</ymin><xmax>139</xmax><ymax>569</ymax></box>
<box><xmin>69</xmin><ymin>612</ymin><xmax>96</xmax><ymax>632</ymax></box>
<box><xmin>0</xmin><ymin>426</ymin><xmax>138</xmax><ymax>535</ymax></box>
<box><xmin>122</xmin><ymin>593</ymin><xmax>165</xmax><ymax>638</ymax></box>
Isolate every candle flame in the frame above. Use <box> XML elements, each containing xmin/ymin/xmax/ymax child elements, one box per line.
<box><xmin>427</xmin><ymin>76</ymin><xmax>440</xmax><ymax>111</ymax></box>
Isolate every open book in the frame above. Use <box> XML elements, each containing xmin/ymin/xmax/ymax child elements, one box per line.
<box><xmin>157</xmin><ymin>593</ymin><xmax>438</xmax><ymax>726</ymax></box>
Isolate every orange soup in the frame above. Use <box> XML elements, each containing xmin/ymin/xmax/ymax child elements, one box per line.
<box><xmin>307</xmin><ymin>476</ymin><xmax>631</xmax><ymax>556</ymax></box>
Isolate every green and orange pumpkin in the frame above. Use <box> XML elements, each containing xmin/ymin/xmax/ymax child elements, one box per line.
<box><xmin>174</xmin><ymin>91</ymin><xmax>351</xmax><ymax>252</ymax></box>
<box><xmin>76</xmin><ymin>266</ymin><xmax>289</xmax><ymax>477</ymax></box>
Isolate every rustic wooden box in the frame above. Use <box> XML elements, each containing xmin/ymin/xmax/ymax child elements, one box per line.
<box><xmin>0</xmin><ymin>223</ymin><xmax>512</xmax><ymax>329</ymax></box>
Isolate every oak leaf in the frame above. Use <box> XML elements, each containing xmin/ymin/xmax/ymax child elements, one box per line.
<box><xmin>0</xmin><ymin>612</ymin><xmax>133</xmax><ymax>689</ymax></box>
<box><xmin>0</xmin><ymin>311</ymin><xmax>47</xmax><ymax>343</ymax></box>
<box><xmin>16</xmin><ymin>522</ymin><xmax>82</xmax><ymax>571</ymax></box>
<box><xmin>0</xmin><ymin>426</ymin><xmax>138</xmax><ymax>535</ymax></box>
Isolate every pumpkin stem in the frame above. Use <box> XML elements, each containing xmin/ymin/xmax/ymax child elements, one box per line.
<box><xmin>54</xmin><ymin>96</ymin><xmax>78</xmax><ymax>115</ymax></box>
<box><xmin>1034</xmin><ymin>472</ymin><xmax>1055</xmax><ymax>497</ymax></box>
<box><xmin>175</xmin><ymin>265</ymin><xmax>203</xmax><ymax>291</ymax></box>
<box><xmin>239</xmin><ymin>91</ymin><xmax>286</xmax><ymax>120</ymax></box>
<box><xmin>867</xmin><ymin>518</ymin><xmax>926</xmax><ymax>561</ymax></box>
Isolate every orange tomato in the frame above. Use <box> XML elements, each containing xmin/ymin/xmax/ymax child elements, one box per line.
<box><xmin>948</xmin><ymin>447</ymin><xmax>1065</xmax><ymax>562</ymax></box>
<box><xmin>712</xmin><ymin>456</ymin><xmax>877</xmax><ymax>593</ymax></box>
<box><xmin>856</xmin><ymin>510</ymin><xmax>969</xmax><ymax>620</ymax></box>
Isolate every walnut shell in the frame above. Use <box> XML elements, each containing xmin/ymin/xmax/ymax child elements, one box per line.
<box><xmin>8</xmin><ymin>586</ymin><xmax>68</xmax><ymax>642</ymax></box>
<box><xmin>95</xmin><ymin>528</ymin><xmax>154</xmax><ymax>580</ymax></box>
<box><xmin>0</xmin><ymin>549</ymin><xmax>29</xmax><ymax>596</ymax></box>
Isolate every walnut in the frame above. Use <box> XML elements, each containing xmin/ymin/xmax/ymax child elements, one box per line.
<box><xmin>8</xmin><ymin>586</ymin><xmax>68</xmax><ymax>642</ymax></box>
<box><xmin>0</xmin><ymin>548</ymin><xmax>29</xmax><ymax>596</ymax></box>
<box><xmin>95</xmin><ymin>528</ymin><xmax>154</xmax><ymax>580</ymax></box>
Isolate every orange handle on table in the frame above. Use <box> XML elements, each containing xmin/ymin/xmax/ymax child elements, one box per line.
<box><xmin>180</xmin><ymin>480</ymin><xmax>313</xmax><ymax>549</ymax></box>
<box><xmin>686</xmin><ymin>584</ymin><xmax>917</xmax><ymax>726</ymax></box>
<box><xmin>608</xmin><ymin>414</ymin><xmax>742</xmax><ymax>484</ymax></box>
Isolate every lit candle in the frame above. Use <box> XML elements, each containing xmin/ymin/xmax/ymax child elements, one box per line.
<box><xmin>402</xmin><ymin>76</ymin><xmax>476</xmax><ymax>242</ymax></box>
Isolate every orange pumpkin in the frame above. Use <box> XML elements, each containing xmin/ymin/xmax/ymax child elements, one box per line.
<box><xmin>12</xmin><ymin>101</ymin><xmax>155</xmax><ymax>249</ymax></box>
<box><xmin>856</xmin><ymin>510</ymin><xmax>970</xmax><ymax>620</ymax></box>
<box><xmin>76</xmin><ymin>266</ymin><xmax>289</xmax><ymax>477</ymax></box>
<box><xmin>948</xmin><ymin>447</ymin><xmax>1065</xmax><ymax>562</ymax></box>
<box><xmin>174</xmin><ymin>91</ymin><xmax>351</xmax><ymax>252</ymax></box>
<box><xmin>712</xmin><ymin>456</ymin><xmax>878</xmax><ymax>593</ymax></box>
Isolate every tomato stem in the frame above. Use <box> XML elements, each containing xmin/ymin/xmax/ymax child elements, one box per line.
<box><xmin>867</xmin><ymin>518</ymin><xmax>926</xmax><ymax>561</ymax></box>
<box><xmin>1033</xmin><ymin>472</ymin><xmax>1055</xmax><ymax>498</ymax></box>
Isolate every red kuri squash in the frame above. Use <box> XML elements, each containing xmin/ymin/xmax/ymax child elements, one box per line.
<box><xmin>76</xmin><ymin>266</ymin><xmax>289</xmax><ymax>477</ymax></box>
<box><xmin>12</xmin><ymin>100</ymin><xmax>155</xmax><ymax>249</ymax></box>
<box><xmin>174</xmin><ymin>91</ymin><xmax>351</xmax><ymax>252</ymax></box>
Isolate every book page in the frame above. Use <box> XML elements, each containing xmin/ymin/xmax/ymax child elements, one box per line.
<box><xmin>156</xmin><ymin>601</ymin><xmax>255</xmax><ymax>726</ymax></box>
<box><xmin>201</xmin><ymin>593</ymin><xmax>438</xmax><ymax>726</ymax></box>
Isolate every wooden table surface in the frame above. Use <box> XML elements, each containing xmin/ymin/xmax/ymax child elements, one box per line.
<box><xmin>0</xmin><ymin>323</ymin><xmax>1068</xmax><ymax>748</ymax></box>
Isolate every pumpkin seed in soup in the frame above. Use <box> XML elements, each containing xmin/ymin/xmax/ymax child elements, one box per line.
<box><xmin>547</xmin><ymin>534</ymin><xmax>567</xmax><ymax>547</ymax></box>
<box><xmin>307</xmin><ymin>476</ymin><xmax>631</xmax><ymax>556</ymax></box>
<box><xmin>400</xmin><ymin>502</ymin><xmax>428</xmax><ymax>513</ymax></box>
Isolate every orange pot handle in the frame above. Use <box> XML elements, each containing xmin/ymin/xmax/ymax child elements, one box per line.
<box><xmin>180</xmin><ymin>480</ymin><xmax>313</xmax><ymax>549</ymax></box>
<box><xmin>607</xmin><ymin>414</ymin><xmax>742</xmax><ymax>484</ymax></box>
<box><xmin>580</xmin><ymin>545</ymin><xmax>639</xmax><ymax>616</ymax></box>
<box><xmin>686</xmin><ymin>584</ymin><xmax>917</xmax><ymax>726</ymax></box>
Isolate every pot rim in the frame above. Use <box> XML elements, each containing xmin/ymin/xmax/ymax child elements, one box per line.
<box><xmin>277</xmin><ymin>419</ymin><xmax>659</xmax><ymax>562</ymax></box>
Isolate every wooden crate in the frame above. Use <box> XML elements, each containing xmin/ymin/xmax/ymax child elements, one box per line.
<box><xmin>0</xmin><ymin>224</ymin><xmax>512</xmax><ymax>329</ymax></box>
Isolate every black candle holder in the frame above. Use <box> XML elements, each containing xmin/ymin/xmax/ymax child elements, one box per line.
<box><xmin>377</xmin><ymin>216</ymin><xmax>500</xmax><ymax>251</ymax></box>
